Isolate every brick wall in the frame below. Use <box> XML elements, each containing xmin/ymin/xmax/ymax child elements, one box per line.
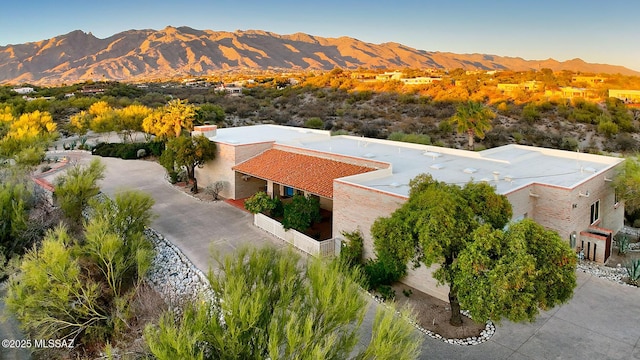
<box><xmin>333</xmin><ymin>180</ymin><xmax>406</xmax><ymax>258</ymax></box>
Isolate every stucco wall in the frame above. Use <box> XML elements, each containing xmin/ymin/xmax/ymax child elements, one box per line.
<box><xmin>196</xmin><ymin>141</ymin><xmax>273</xmax><ymax>200</ymax></box>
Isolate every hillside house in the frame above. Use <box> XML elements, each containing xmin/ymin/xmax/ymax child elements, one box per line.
<box><xmin>195</xmin><ymin>125</ymin><xmax>624</xmax><ymax>301</ymax></box>
<box><xmin>572</xmin><ymin>76</ymin><xmax>606</xmax><ymax>85</ymax></box>
<box><xmin>497</xmin><ymin>81</ymin><xmax>541</xmax><ymax>94</ymax></box>
<box><xmin>400</xmin><ymin>77</ymin><xmax>442</xmax><ymax>85</ymax></box>
<box><xmin>608</xmin><ymin>89</ymin><xmax>640</xmax><ymax>104</ymax></box>
<box><xmin>13</xmin><ymin>87</ymin><xmax>34</xmax><ymax>94</ymax></box>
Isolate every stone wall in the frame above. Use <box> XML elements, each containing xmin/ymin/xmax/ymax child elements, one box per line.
<box><xmin>144</xmin><ymin>228</ymin><xmax>215</xmax><ymax>310</ymax></box>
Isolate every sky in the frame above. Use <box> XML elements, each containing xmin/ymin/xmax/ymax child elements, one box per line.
<box><xmin>1</xmin><ymin>0</ymin><xmax>638</xmax><ymax>71</ymax></box>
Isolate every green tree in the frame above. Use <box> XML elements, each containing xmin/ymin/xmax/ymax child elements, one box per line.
<box><xmin>142</xmin><ymin>99</ymin><xmax>196</xmax><ymax>139</ymax></box>
<box><xmin>144</xmin><ymin>247</ymin><xmax>422</xmax><ymax>360</ymax></box>
<box><xmin>614</xmin><ymin>155</ymin><xmax>640</xmax><ymax>213</ymax></box>
<box><xmin>54</xmin><ymin>158</ymin><xmax>105</xmax><ymax>224</ymax></box>
<box><xmin>195</xmin><ymin>103</ymin><xmax>225</xmax><ymax>125</ymax></box>
<box><xmin>282</xmin><ymin>193</ymin><xmax>321</xmax><ymax>231</ymax></box>
<box><xmin>449</xmin><ymin>101</ymin><xmax>495</xmax><ymax>150</ymax></box>
<box><xmin>163</xmin><ymin>135</ymin><xmax>216</xmax><ymax>193</ymax></box>
<box><xmin>371</xmin><ymin>174</ymin><xmax>575</xmax><ymax>326</ymax></box>
<box><xmin>455</xmin><ymin>219</ymin><xmax>576</xmax><ymax>323</ymax></box>
<box><xmin>115</xmin><ymin>104</ymin><xmax>152</xmax><ymax>142</ymax></box>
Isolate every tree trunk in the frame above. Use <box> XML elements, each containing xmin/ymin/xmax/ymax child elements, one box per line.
<box><xmin>188</xmin><ymin>166</ymin><xmax>198</xmax><ymax>193</ymax></box>
<box><xmin>448</xmin><ymin>287</ymin><xmax>463</xmax><ymax>326</ymax></box>
<box><xmin>467</xmin><ymin>128</ymin><xmax>474</xmax><ymax>150</ymax></box>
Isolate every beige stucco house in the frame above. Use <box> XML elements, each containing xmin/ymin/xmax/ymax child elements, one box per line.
<box><xmin>195</xmin><ymin>124</ymin><xmax>624</xmax><ymax>301</ymax></box>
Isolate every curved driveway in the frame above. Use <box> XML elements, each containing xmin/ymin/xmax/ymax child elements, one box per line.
<box><xmin>42</xmin><ymin>153</ymin><xmax>640</xmax><ymax>360</ymax></box>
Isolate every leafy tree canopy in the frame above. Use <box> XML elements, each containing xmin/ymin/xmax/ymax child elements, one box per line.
<box><xmin>372</xmin><ymin>174</ymin><xmax>576</xmax><ymax>325</ymax></box>
<box><xmin>162</xmin><ymin>134</ymin><xmax>216</xmax><ymax>193</ymax></box>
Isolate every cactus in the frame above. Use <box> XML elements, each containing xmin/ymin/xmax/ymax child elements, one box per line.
<box><xmin>625</xmin><ymin>259</ymin><xmax>640</xmax><ymax>286</ymax></box>
<box><xmin>618</xmin><ymin>235</ymin><xmax>629</xmax><ymax>255</ymax></box>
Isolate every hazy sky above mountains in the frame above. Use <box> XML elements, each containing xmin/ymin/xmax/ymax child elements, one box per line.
<box><xmin>1</xmin><ymin>0</ymin><xmax>638</xmax><ymax>71</ymax></box>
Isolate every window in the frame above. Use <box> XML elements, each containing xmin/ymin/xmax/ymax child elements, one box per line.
<box><xmin>284</xmin><ymin>186</ymin><xmax>294</xmax><ymax>197</ymax></box>
<box><xmin>590</xmin><ymin>200</ymin><xmax>600</xmax><ymax>224</ymax></box>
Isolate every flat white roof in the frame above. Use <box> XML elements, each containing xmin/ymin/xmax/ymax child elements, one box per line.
<box><xmin>211</xmin><ymin>125</ymin><xmax>623</xmax><ymax>198</ymax></box>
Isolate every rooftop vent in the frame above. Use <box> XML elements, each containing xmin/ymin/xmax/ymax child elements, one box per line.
<box><xmin>227</xmin><ymin>139</ymin><xmax>239</xmax><ymax>144</ymax></box>
<box><xmin>363</xmin><ymin>153</ymin><xmax>376</xmax><ymax>158</ymax></box>
<box><xmin>463</xmin><ymin>168</ymin><xmax>477</xmax><ymax>174</ymax></box>
<box><xmin>430</xmin><ymin>163</ymin><xmax>445</xmax><ymax>170</ymax></box>
<box><xmin>504</xmin><ymin>175</ymin><xmax>514</xmax><ymax>182</ymax></box>
<box><xmin>582</xmin><ymin>166</ymin><xmax>597</xmax><ymax>173</ymax></box>
<box><xmin>423</xmin><ymin>151</ymin><xmax>442</xmax><ymax>159</ymax></box>
<box><xmin>389</xmin><ymin>182</ymin><xmax>401</xmax><ymax>188</ymax></box>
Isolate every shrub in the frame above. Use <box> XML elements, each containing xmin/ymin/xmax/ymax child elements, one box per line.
<box><xmin>388</xmin><ymin>131</ymin><xmax>431</xmax><ymax>145</ymax></box>
<box><xmin>304</xmin><ymin>117</ymin><xmax>324</xmax><ymax>129</ymax></box>
<box><xmin>378</xmin><ymin>285</ymin><xmax>396</xmax><ymax>301</ymax></box>
<box><xmin>340</xmin><ymin>230</ymin><xmax>364</xmax><ymax>268</ymax></box>
<box><xmin>522</xmin><ymin>103</ymin><xmax>541</xmax><ymax>123</ymax></box>
<box><xmin>363</xmin><ymin>253</ymin><xmax>407</xmax><ymax>291</ymax></box>
<box><xmin>282</xmin><ymin>194</ymin><xmax>321</xmax><ymax>232</ymax></box>
<box><xmin>243</xmin><ymin>191</ymin><xmax>275</xmax><ymax>214</ymax></box>
<box><xmin>92</xmin><ymin>141</ymin><xmax>164</xmax><ymax>160</ymax></box>
<box><xmin>271</xmin><ymin>197</ymin><xmax>284</xmax><ymax>218</ymax></box>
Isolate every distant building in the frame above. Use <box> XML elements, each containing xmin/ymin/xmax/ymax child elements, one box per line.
<box><xmin>608</xmin><ymin>89</ymin><xmax>640</xmax><ymax>103</ymax></box>
<box><xmin>572</xmin><ymin>76</ymin><xmax>606</xmax><ymax>85</ymax></box>
<box><xmin>13</xmin><ymin>87</ymin><xmax>34</xmax><ymax>94</ymax></box>
<box><xmin>81</xmin><ymin>86</ymin><xmax>105</xmax><ymax>95</ymax></box>
<box><xmin>375</xmin><ymin>71</ymin><xmax>403</xmax><ymax>81</ymax></box>
<box><xmin>215</xmin><ymin>84</ymin><xmax>243</xmax><ymax>95</ymax></box>
<box><xmin>497</xmin><ymin>81</ymin><xmax>541</xmax><ymax>94</ymax></box>
<box><xmin>545</xmin><ymin>87</ymin><xmax>598</xmax><ymax>100</ymax></box>
<box><xmin>400</xmin><ymin>77</ymin><xmax>442</xmax><ymax>85</ymax></box>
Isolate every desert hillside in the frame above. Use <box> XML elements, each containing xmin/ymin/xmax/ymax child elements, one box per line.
<box><xmin>1</xmin><ymin>26</ymin><xmax>638</xmax><ymax>85</ymax></box>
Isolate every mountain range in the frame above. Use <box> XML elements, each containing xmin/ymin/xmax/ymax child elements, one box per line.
<box><xmin>1</xmin><ymin>26</ymin><xmax>638</xmax><ymax>85</ymax></box>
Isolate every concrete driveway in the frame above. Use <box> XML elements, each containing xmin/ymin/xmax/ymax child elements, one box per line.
<box><xmin>43</xmin><ymin>153</ymin><xmax>640</xmax><ymax>360</ymax></box>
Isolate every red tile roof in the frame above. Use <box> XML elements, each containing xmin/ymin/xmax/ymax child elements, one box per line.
<box><xmin>233</xmin><ymin>149</ymin><xmax>376</xmax><ymax>198</ymax></box>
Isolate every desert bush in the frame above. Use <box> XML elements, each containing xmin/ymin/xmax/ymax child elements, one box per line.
<box><xmin>282</xmin><ymin>194</ymin><xmax>321</xmax><ymax>232</ymax></box>
<box><xmin>6</xmin><ymin>189</ymin><xmax>155</xmax><ymax>345</ymax></box>
<box><xmin>388</xmin><ymin>131</ymin><xmax>431</xmax><ymax>145</ymax></box>
<box><xmin>243</xmin><ymin>191</ymin><xmax>275</xmax><ymax>214</ymax></box>
<box><xmin>522</xmin><ymin>103</ymin><xmax>541</xmax><ymax>123</ymax></box>
<box><xmin>362</xmin><ymin>253</ymin><xmax>407</xmax><ymax>291</ymax></box>
<box><xmin>304</xmin><ymin>117</ymin><xmax>324</xmax><ymax>129</ymax></box>
<box><xmin>204</xmin><ymin>181</ymin><xmax>224</xmax><ymax>200</ymax></box>
<box><xmin>340</xmin><ymin>230</ymin><xmax>364</xmax><ymax>268</ymax></box>
<box><xmin>144</xmin><ymin>247</ymin><xmax>423</xmax><ymax>360</ymax></box>
<box><xmin>92</xmin><ymin>141</ymin><xmax>164</xmax><ymax>159</ymax></box>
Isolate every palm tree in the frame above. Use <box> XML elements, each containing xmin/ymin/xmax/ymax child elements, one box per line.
<box><xmin>449</xmin><ymin>101</ymin><xmax>495</xmax><ymax>150</ymax></box>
